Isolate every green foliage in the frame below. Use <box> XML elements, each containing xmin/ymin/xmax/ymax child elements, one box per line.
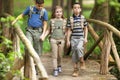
<box><xmin>110</xmin><ymin>0</ymin><xmax>120</xmax><ymax>11</ymax></box>
<box><xmin>0</xmin><ymin>39</ymin><xmax>15</xmax><ymax>79</ymax></box>
<box><xmin>87</xmin><ymin>33</ymin><xmax>101</xmax><ymax>55</ymax></box>
<box><xmin>0</xmin><ymin>16</ymin><xmax>15</xmax><ymax>22</ymax></box>
<box><xmin>97</xmin><ymin>0</ymin><xmax>105</xmax><ymax>4</ymax></box>
<box><xmin>0</xmin><ymin>36</ymin><xmax>24</xmax><ymax>79</ymax></box>
<box><xmin>110</xmin><ymin>66</ymin><xmax>120</xmax><ymax>80</ymax></box>
<box><xmin>0</xmin><ymin>36</ymin><xmax>13</xmax><ymax>50</ymax></box>
<box><xmin>43</xmin><ymin>38</ymin><xmax>51</xmax><ymax>53</ymax></box>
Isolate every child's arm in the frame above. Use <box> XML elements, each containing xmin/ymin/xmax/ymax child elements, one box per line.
<box><xmin>12</xmin><ymin>14</ymin><xmax>24</xmax><ymax>25</ymax></box>
<box><xmin>66</xmin><ymin>28</ymin><xmax>71</xmax><ymax>48</ymax></box>
<box><xmin>84</xmin><ymin>26</ymin><xmax>88</xmax><ymax>44</ymax></box>
<box><xmin>42</xmin><ymin>27</ymin><xmax>50</xmax><ymax>41</ymax></box>
<box><xmin>40</xmin><ymin>21</ymin><xmax>48</xmax><ymax>41</ymax></box>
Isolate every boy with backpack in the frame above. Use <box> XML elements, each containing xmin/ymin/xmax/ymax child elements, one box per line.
<box><xmin>12</xmin><ymin>0</ymin><xmax>48</xmax><ymax>78</ymax></box>
<box><xmin>12</xmin><ymin>0</ymin><xmax>48</xmax><ymax>55</ymax></box>
<box><xmin>66</xmin><ymin>2</ymin><xmax>88</xmax><ymax>77</ymax></box>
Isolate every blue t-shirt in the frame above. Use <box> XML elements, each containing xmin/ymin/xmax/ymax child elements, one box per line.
<box><xmin>23</xmin><ymin>6</ymin><xmax>48</xmax><ymax>28</ymax></box>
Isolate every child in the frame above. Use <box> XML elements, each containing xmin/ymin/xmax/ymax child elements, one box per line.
<box><xmin>12</xmin><ymin>0</ymin><xmax>48</xmax><ymax>78</ymax></box>
<box><xmin>66</xmin><ymin>2</ymin><xmax>88</xmax><ymax>77</ymax></box>
<box><xmin>12</xmin><ymin>0</ymin><xmax>48</xmax><ymax>55</ymax></box>
<box><xmin>43</xmin><ymin>6</ymin><xmax>66</xmax><ymax>76</ymax></box>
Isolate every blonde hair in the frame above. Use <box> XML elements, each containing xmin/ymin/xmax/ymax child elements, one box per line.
<box><xmin>51</xmin><ymin>6</ymin><xmax>64</xmax><ymax>19</ymax></box>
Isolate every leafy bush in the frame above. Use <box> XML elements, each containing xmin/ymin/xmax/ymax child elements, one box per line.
<box><xmin>0</xmin><ymin>37</ymin><xmax>15</xmax><ymax>79</ymax></box>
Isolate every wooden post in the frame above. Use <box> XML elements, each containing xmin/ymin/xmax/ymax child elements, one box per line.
<box><xmin>108</xmin><ymin>32</ymin><xmax>120</xmax><ymax>71</ymax></box>
<box><xmin>24</xmin><ymin>53</ymin><xmax>37</xmax><ymax>80</ymax></box>
<box><xmin>100</xmin><ymin>30</ymin><xmax>111</xmax><ymax>74</ymax></box>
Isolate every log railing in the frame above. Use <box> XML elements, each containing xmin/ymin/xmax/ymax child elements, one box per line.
<box><xmin>85</xmin><ymin>19</ymin><xmax>120</xmax><ymax>74</ymax></box>
<box><xmin>0</xmin><ymin>15</ymin><xmax>48</xmax><ymax>80</ymax></box>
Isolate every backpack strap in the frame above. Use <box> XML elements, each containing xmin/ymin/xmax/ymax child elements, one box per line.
<box><xmin>62</xmin><ymin>19</ymin><xmax>67</xmax><ymax>33</ymax></box>
<box><xmin>29</xmin><ymin>5</ymin><xmax>34</xmax><ymax>18</ymax></box>
<box><xmin>29</xmin><ymin>5</ymin><xmax>45</xmax><ymax>20</ymax></box>
<box><xmin>40</xmin><ymin>8</ymin><xmax>45</xmax><ymax>21</ymax></box>
<box><xmin>50</xmin><ymin>19</ymin><xmax>66</xmax><ymax>34</ymax></box>
<box><xmin>80</xmin><ymin>15</ymin><xmax>85</xmax><ymax>28</ymax></box>
<box><xmin>50</xmin><ymin>19</ymin><xmax>55</xmax><ymax>33</ymax></box>
<box><xmin>69</xmin><ymin>16</ymin><xmax>74</xmax><ymax>30</ymax></box>
<box><xmin>69</xmin><ymin>15</ymin><xmax>85</xmax><ymax>30</ymax></box>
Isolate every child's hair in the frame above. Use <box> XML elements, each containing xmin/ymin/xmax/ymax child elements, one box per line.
<box><xmin>72</xmin><ymin>2</ymin><xmax>80</xmax><ymax>8</ymax></box>
<box><xmin>51</xmin><ymin>6</ymin><xmax>65</xmax><ymax>19</ymax></box>
<box><xmin>35</xmin><ymin>0</ymin><xmax>44</xmax><ymax>4</ymax></box>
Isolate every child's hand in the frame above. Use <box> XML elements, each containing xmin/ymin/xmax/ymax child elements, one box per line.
<box><xmin>84</xmin><ymin>38</ymin><xmax>88</xmax><ymax>44</ymax></box>
<box><xmin>66</xmin><ymin>41</ymin><xmax>70</xmax><ymax>48</ymax></box>
<box><xmin>40</xmin><ymin>34</ymin><xmax>45</xmax><ymax>41</ymax></box>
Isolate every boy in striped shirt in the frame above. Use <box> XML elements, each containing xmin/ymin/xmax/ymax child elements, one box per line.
<box><xmin>66</xmin><ymin>2</ymin><xmax>88</xmax><ymax>77</ymax></box>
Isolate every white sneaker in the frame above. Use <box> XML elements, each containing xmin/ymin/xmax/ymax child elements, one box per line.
<box><xmin>58</xmin><ymin>66</ymin><xmax>62</xmax><ymax>73</ymax></box>
<box><xmin>53</xmin><ymin>69</ymin><xmax>58</xmax><ymax>77</ymax></box>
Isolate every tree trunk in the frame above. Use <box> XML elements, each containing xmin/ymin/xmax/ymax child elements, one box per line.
<box><xmin>0</xmin><ymin>0</ymin><xmax>3</xmax><ymax>16</ymax></box>
<box><xmin>90</xmin><ymin>0</ymin><xmax>107</xmax><ymax>30</ymax></box>
<box><xmin>52</xmin><ymin>0</ymin><xmax>58</xmax><ymax>11</ymax></box>
<box><xmin>60</xmin><ymin>0</ymin><xmax>64</xmax><ymax>8</ymax></box>
<box><xmin>3</xmin><ymin>0</ymin><xmax>14</xmax><ymax>15</ymax></box>
<box><xmin>67</xmin><ymin>0</ymin><xmax>72</xmax><ymax>18</ymax></box>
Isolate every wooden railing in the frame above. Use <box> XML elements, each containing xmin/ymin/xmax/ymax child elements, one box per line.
<box><xmin>85</xmin><ymin>19</ymin><xmax>120</xmax><ymax>74</ymax></box>
<box><xmin>0</xmin><ymin>15</ymin><xmax>48</xmax><ymax>80</ymax></box>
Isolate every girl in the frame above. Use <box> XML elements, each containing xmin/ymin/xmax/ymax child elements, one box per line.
<box><xmin>43</xmin><ymin>6</ymin><xmax>66</xmax><ymax>76</ymax></box>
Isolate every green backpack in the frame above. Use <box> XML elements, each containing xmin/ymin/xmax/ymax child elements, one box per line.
<box><xmin>50</xmin><ymin>19</ymin><xmax>67</xmax><ymax>39</ymax></box>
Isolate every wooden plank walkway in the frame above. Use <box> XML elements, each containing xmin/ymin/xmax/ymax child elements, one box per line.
<box><xmin>40</xmin><ymin>53</ymin><xmax>117</xmax><ymax>80</ymax></box>
<box><xmin>13</xmin><ymin>53</ymin><xmax>117</xmax><ymax>80</ymax></box>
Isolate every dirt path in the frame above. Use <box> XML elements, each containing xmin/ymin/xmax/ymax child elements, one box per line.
<box><xmin>40</xmin><ymin>53</ymin><xmax>117</xmax><ymax>80</ymax></box>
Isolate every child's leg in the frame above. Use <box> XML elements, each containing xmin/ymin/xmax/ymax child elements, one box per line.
<box><xmin>72</xmin><ymin>51</ymin><xmax>79</xmax><ymax>77</ymax></box>
<box><xmin>80</xmin><ymin>57</ymin><xmax>86</xmax><ymax>69</ymax></box>
<box><xmin>73</xmin><ymin>62</ymin><xmax>78</xmax><ymax>69</ymax></box>
<box><xmin>57</xmin><ymin>40</ymin><xmax>65</xmax><ymax>72</ymax></box>
<box><xmin>72</xmin><ymin>62</ymin><xmax>79</xmax><ymax>77</ymax></box>
<box><xmin>50</xmin><ymin>38</ymin><xmax>59</xmax><ymax>76</ymax></box>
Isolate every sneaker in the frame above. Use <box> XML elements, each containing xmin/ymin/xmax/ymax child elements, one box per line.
<box><xmin>80</xmin><ymin>62</ymin><xmax>86</xmax><ymax>70</ymax></box>
<box><xmin>53</xmin><ymin>69</ymin><xmax>58</xmax><ymax>77</ymax></box>
<box><xmin>72</xmin><ymin>68</ymin><xmax>79</xmax><ymax>77</ymax></box>
<box><xmin>58</xmin><ymin>66</ymin><xmax>62</xmax><ymax>73</ymax></box>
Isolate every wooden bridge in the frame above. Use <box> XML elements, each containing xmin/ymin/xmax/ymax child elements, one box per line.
<box><xmin>12</xmin><ymin>53</ymin><xmax>117</xmax><ymax>80</ymax></box>
<box><xmin>1</xmin><ymin>16</ymin><xmax>120</xmax><ymax>80</ymax></box>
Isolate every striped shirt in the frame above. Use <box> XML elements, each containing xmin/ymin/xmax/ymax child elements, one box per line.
<box><xmin>67</xmin><ymin>14</ymin><xmax>88</xmax><ymax>39</ymax></box>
